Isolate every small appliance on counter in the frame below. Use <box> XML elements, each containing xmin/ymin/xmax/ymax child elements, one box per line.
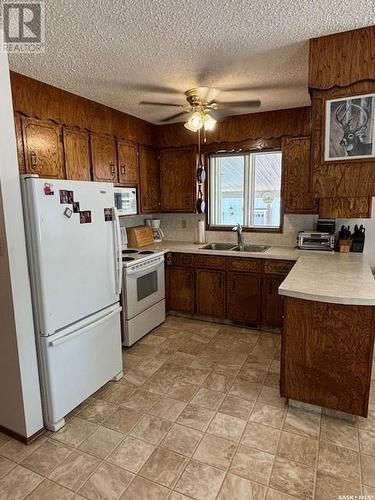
<box><xmin>151</xmin><ymin>219</ymin><xmax>164</xmax><ymax>242</ymax></box>
<box><xmin>297</xmin><ymin>231</ymin><xmax>335</xmax><ymax>251</ymax></box>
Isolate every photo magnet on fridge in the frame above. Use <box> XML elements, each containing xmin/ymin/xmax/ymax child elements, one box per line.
<box><xmin>104</xmin><ymin>208</ymin><xmax>113</xmax><ymax>221</ymax></box>
<box><xmin>59</xmin><ymin>190</ymin><xmax>74</xmax><ymax>204</ymax></box>
<box><xmin>79</xmin><ymin>211</ymin><xmax>92</xmax><ymax>224</ymax></box>
<box><xmin>44</xmin><ymin>183</ymin><xmax>54</xmax><ymax>195</ymax></box>
<box><xmin>73</xmin><ymin>202</ymin><xmax>80</xmax><ymax>213</ymax></box>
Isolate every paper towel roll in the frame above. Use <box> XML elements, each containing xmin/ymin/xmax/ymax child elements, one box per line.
<box><xmin>197</xmin><ymin>219</ymin><xmax>206</xmax><ymax>244</ymax></box>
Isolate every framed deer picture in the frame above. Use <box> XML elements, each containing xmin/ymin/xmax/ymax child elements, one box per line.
<box><xmin>324</xmin><ymin>93</ymin><xmax>375</xmax><ymax>161</ymax></box>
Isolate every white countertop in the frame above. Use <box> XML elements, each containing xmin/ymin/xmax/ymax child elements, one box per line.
<box><xmin>145</xmin><ymin>240</ymin><xmax>375</xmax><ymax>306</ymax></box>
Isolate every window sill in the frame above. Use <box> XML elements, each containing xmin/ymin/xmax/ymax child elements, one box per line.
<box><xmin>207</xmin><ymin>225</ymin><xmax>283</xmax><ymax>234</ymax></box>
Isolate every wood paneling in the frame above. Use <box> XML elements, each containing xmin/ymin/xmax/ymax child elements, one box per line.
<box><xmin>227</xmin><ymin>272</ymin><xmax>260</xmax><ymax>324</ymax></box>
<box><xmin>281</xmin><ymin>297</ymin><xmax>375</xmax><ymax>417</ymax></box>
<box><xmin>309</xmin><ymin>26</ymin><xmax>375</xmax><ymax>90</ymax></box>
<box><xmin>22</xmin><ymin>116</ymin><xmax>64</xmax><ymax>178</ymax></box>
<box><xmin>160</xmin><ymin>146</ymin><xmax>197</xmax><ymax>212</ymax></box>
<box><xmin>117</xmin><ymin>141</ymin><xmax>139</xmax><ymax>185</ymax></box>
<box><xmin>10</xmin><ymin>72</ymin><xmax>154</xmax><ymax>145</ymax></box>
<box><xmin>167</xmin><ymin>267</ymin><xmax>194</xmax><ymax>314</ymax></box>
<box><xmin>14</xmin><ymin>113</ymin><xmax>25</xmax><ymax>174</ymax></box>
<box><xmin>63</xmin><ymin>127</ymin><xmax>91</xmax><ymax>180</ymax></box>
<box><xmin>196</xmin><ymin>269</ymin><xmax>226</xmax><ymax>318</ymax></box>
<box><xmin>91</xmin><ymin>134</ymin><xmax>117</xmax><ymax>182</ymax></box>
<box><xmin>262</xmin><ymin>275</ymin><xmax>285</xmax><ymax>329</ymax></box>
<box><xmin>282</xmin><ymin>136</ymin><xmax>318</xmax><ymax>214</ymax></box>
<box><xmin>139</xmin><ymin>146</ymin><xmax>160</xmax><ymax>213</ymax></box>
<box><xmin>311</xmin><ymin>82</ymin><xmax>375</xmax><ymax>198</ymax></box>
<box><xmin>155</xmin><ymin>107</ymin><xmax>311</xmax><ymax>149</ymax></box>
<box><xmin>319</xmin><ymin>197</ymin><xmax>372</xmax><ymax>219</ymax></box>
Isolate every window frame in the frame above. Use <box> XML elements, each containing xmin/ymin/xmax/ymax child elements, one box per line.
<box><xmin>206</xmin><ymin>149</ymin><xmax>284</xmax><ymax>233</ymax></box>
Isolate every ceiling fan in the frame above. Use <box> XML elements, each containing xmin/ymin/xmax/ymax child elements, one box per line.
<box><xmin>139</xmin><ymin>86</ymin><xmax>261</xmax><ymax>131</ymax></box>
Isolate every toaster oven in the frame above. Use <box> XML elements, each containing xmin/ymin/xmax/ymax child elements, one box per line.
<box><xmin>297</xmin><ymin>231</ymin><xmax>335</xmax><ymax>251</ymax></box>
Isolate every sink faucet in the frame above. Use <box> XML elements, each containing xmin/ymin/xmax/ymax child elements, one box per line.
<box><xmin>232</xmin><ymin>223</ymin><xmax>244</xmax><ymax>250</ymax></box>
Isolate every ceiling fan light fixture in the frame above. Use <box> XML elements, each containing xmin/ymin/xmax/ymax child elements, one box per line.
<box><xmin>203</xmin><ymin>112</ymin><xmax>217</xmax><ymax>131</ymax></box>
<box><xmin>184</xmin><ymin>110</ymin><xmax>204</xmax><ymax>131</ymax></box>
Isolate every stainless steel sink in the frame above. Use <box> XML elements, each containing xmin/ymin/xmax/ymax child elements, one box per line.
<box><xmin>235</xmin><ymin>245</ymin><xmax>269</xmax><ymax>253</ymax></box>
<box><xmin>200</xmin><ymin>243</ymin><xmax>237</xmax><ymax>251</ymax></box>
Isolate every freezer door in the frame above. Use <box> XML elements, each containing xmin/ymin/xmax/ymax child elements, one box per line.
<box><xmin>39</xmin><ymin>304</ymin><xmax>122</xmax><ymax>429</ymax></box>
<box><xmin>22</xmin><ymin>177</ymin><xmax>121</xmax><ymax>335</ymax></box>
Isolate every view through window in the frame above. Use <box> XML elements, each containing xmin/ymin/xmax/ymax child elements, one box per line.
<box><xmin>209</xmin><ymin>151</ymin><xmax>282</xmax><ymax>229</ymax></box>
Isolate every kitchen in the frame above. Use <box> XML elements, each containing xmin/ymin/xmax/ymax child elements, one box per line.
<box><xmin>0</xmin><ymin>4</ymin><xmax>374</xmax><ymax>499</ymax></box>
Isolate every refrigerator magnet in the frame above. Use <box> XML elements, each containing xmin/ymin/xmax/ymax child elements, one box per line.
<box><xmin>60</xmin><ymin>190</ymin><xmax>74</xmax><ymax>204</ymax></box>
<box><xmin>79</xmin><ymin>211</ymin><xmax>92</xmax><ymax>224</ymax></box>
<box><xmin>73</xmin><ymin>202</ymin><xmax>80</xmax><ymax>213</ymax></box>
<box><xmin>64</xmin><ymin>207</ymin><xmax>73</xmax><ymax>219</ymax></box>
<box><xmin>44</xmin><ymin>183</ymin><xmax>54</xmax><ymax>196</ymax></box>
<box><xmin>104</xmin><ymin>208</ymin><xmax>113</xmax><ymax>221</ymax></box>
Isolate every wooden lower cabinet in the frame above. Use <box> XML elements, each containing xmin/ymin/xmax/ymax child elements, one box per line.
<box><xmin>262</xmin><ymin>275</ymin><xmax>285</xmax><ymax>328</ymax></box>
<box><xmin>196</xmin><ymin>269</ymin><xmax>226</xmax><ymax>319</ymax></box>
<box><xmin>281</xmin><ymin>297</ymin><xmax>375</xmax><ymax>416</ymax></box>
<box><xmin>227</xmin><ymin>272</ymin><xmax>260</xmax><ymax>324</ymax></box>
<box><xmin>166</xmin><ymin>266</ymin><xmax>194</xmax><ymax>314</ymax></box>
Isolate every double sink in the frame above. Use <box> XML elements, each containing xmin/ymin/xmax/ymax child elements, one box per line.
<box><xmin>200</xmin><ymin>242</ymin><xmax>269</xmax><ymax>253</ymax></box>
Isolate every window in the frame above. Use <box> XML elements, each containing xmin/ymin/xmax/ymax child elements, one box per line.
<box><xmin>208</xmin><ymin>150</ymin><xmax>282</xmax><ymax>230</ymax></box>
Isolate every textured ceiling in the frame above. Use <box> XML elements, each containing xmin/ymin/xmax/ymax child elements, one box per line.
<box><xmin>7</xmin><ymin>0</ymin><xmax>374</xmax><ymax>124</ymax></box>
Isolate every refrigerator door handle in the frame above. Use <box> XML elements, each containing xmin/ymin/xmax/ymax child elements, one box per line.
<box><xmin>113</xmin><ymin>207</ymin><xmax>123</xmax><ymax>296</ymax></box>
<box><xmin>49</xmin><ymin>306</ymin><xmax>122</xmax><ymax>347</ymax></box>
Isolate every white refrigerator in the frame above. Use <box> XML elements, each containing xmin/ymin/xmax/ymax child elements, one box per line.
<box><xmin>21</xmin><ymin>176</ymin><xmax>123</xmax><ymax>431</ymax></box>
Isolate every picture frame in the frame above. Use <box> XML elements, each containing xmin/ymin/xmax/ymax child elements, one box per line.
<box><xmin>324</xmin><ymin>93</ymin><xmax>375</xmax><ymax>162</ymax></box>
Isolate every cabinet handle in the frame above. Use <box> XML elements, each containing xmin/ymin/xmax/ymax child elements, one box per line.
<box><xmin>30</xmin><ymin>151</ymin><xmax>38</xmax><ymax>169</ymax></box>
<box><xmin>120</xmin><ymin>164</ymin><xmax>126</xmax><ymax>175</ymax></box>
<box><xmin>109</xmin><ymin>161</ymin><xmax>115</xmax><ymax>175</ymax></box>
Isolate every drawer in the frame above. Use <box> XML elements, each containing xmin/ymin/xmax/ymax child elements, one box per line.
<box><xmin>263</xmin><ymin>259</ymin><xmax>295</xmax><ymax>276</ymax></box>
<box><xmin>165</xmin><ymin>252</ymin><xmax>194</xmax><ymax>267</ymax></box>
<box><xmin>194</xmin><ymin>254</ymin><xmax>226</xmax><ymax>270</ymax></box>
<box><xmin>228</xmin><ymin>257</ymin><xmax>261</xmax><ymax>273</ymax></box>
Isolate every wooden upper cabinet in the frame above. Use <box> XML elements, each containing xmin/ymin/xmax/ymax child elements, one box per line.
<box><xmin>319</xmin><ymin>197</ymin><xmax>372</xmax><ymax>219</ymax></box>
<box><xmin>90</xmin><ymin>134</ymin><xmax>117</xmax><ymax>182</ymax></box>
<box><xmin>196</xmin><ymin>269</ymin><xmax>225</xmax><ymax>319</ymax></box>
<box><xmin>139</xmin><ymin>146</ymin><xmax>160</xmax><ymax>213</ymax></box>
<box><xmin>22</xmin><ymin>116</ymin><xmax>64</xmax><ymax>178</ymax></box>
<box><xmin>282</xmin><ymin>136</ymin><xmax>318</xmax><ymax>214</ymax></box>
<box><xmin>63</xmin><ymin>127</ymin><xmax>91</xmax><ymax>181</ymax></box>
<box><xmin>160</xmin><ymin>146</ymin><xmax>197</xmax><ymax>212</ymax></box>
<box><xmin>14</xmin><ymin>112</ymin><xmax>25</xmax><ymax>174</ymax></box>
<box><xmin>117</xmin><ymin>141</ymin><xmax>139</xmax><ymax>185</ymax></box>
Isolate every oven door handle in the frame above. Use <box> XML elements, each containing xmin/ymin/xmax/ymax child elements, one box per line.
<box><xmin>125</xmin><ymin>260</ymin><xmax>164</xmax><ymax>276</ymax></box>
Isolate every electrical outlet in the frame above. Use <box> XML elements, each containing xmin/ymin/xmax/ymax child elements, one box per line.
<box><xmin>181</xmin><ymin>219</ymin><xmax>187</xmax><ymax>229</ymax></box>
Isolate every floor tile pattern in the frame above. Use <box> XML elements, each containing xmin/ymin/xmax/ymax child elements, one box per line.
<box><xmin>0</xmin><ymin>316</ymin><xmax>374</xmax><ymax>499</ymax></box>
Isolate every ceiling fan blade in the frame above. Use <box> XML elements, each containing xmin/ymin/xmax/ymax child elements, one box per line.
<box><xmin>139</xmin><ymin>101</ymin><xmax>183</xmax><ymax>107</ymax></box>
<box><xmin>206</xmin><ymin>109</ymin><xmax>225</xmax><ymax>122</ymax></box>
<box><xmin>133</xmin><ymin>84</ymin><xmax>182</xmax><ymax>95</ymax></box>
<box><xmin>159</xmin><ymin>112</ymin><xmax>188</xmax><ymax>123</ymax></box>
<box><xmin>218</xmin><ymin>100</ymin><xmax>261</xmax><ymax>108</ymax></box>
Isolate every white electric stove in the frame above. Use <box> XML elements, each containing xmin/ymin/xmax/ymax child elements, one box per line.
<box><xmin>120</xmin><ymin>244</ymin><xmax>166</xmax><ymax>346</ymax></box>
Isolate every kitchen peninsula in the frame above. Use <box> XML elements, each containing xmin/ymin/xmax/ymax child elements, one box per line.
<box><xmin>154</xmin><ymin>241</ymin><xmax>375</xmax><ymax>417</ymax></box>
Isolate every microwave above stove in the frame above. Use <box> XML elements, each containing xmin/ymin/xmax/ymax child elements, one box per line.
<box><xmin>297</xmin><ymin>231</ymin><xmax>335</xmax><ymax>251</ymax></box>
<box><xmin>114</xmin><ymin>187</ymin><xmax>137</xmax><ymax>216</ymax></box>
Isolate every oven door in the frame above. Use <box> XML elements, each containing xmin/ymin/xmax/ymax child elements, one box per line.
<box><xmin>123</xmin><ymin>258</ymin><xmax>165</xmax><ymax>319</ymax></box>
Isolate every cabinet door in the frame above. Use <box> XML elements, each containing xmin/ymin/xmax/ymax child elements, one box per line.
<box><xmin>283</xmin><ymin>137</ymin><xmax>318</xmax><ymax>214</ymax></box>
<box><xmin>63</xmin><ymin>127</ymin><xmax>91</xmax><ymax>181</ymax></box>
<box><xmin>14</xmin><ymin>113</ymin><xmax>26</xmax><ymax>174</ymax></box>
<box><xmin>22</xmin><ymin>117</ymin><xmax>64</xmax><ymax>178</ymax></box>
<box><xmin>160</xmin><ymin>147</ymin><xmax>196</xmax><ymax>212</ymax></box>
<box><xmin>167</xmin><ymin>267</ymin><xmax>194</xmax><ymax>314</ymax></box>
<box><xmin>91</xmin><ymin>134</ymin><xmax>117</xmax><ymax>182</ymax></box>
<box><xmin>262</xmin><ymin>275</ymin><xmax>285</xmax><ymax>328</ymax></box>
<box><xmin>196</xmin><ymin>269</ymin><xmax>225</xmax><ymax>318</ymax></box>
<box><xmin>139</xmin><ymin>146</ymin><xmax>160</xmax><ymax>213</ymax></box>
<box><xmin>227</xmin><ymin>272</ymin><xmax>260</xmax><ymax>324</ymax></box>
<box><xmin>117</xmin><ymin>141</ymin><xmax>139</xmax><ymax>185</ymax></box>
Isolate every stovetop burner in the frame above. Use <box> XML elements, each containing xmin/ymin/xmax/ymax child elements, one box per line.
<box><xmin>122</xmin><ymin>249</ymin><xmax>138</xmax><ymax>254</ymax></box>
<box><xmin>122</xmin><ymin>257</ymin><xmax>135</xmax><ymax>262</ymax></box>
<box><xmin>138</xmin><ymin>250</ymin><xmax>154</xmax><ymax>255</ymax></box>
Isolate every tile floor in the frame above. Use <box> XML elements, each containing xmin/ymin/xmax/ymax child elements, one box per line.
<box><xmin>1</xmin><ymin>316</ymin><xmax>375</xmax><ymax>499</ymax></box>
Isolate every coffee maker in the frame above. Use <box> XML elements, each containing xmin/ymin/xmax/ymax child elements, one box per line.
<box><xmin>145</xmin><ymin>219</ymin><xmax>164</xmax><ymax>242</ymax></box>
